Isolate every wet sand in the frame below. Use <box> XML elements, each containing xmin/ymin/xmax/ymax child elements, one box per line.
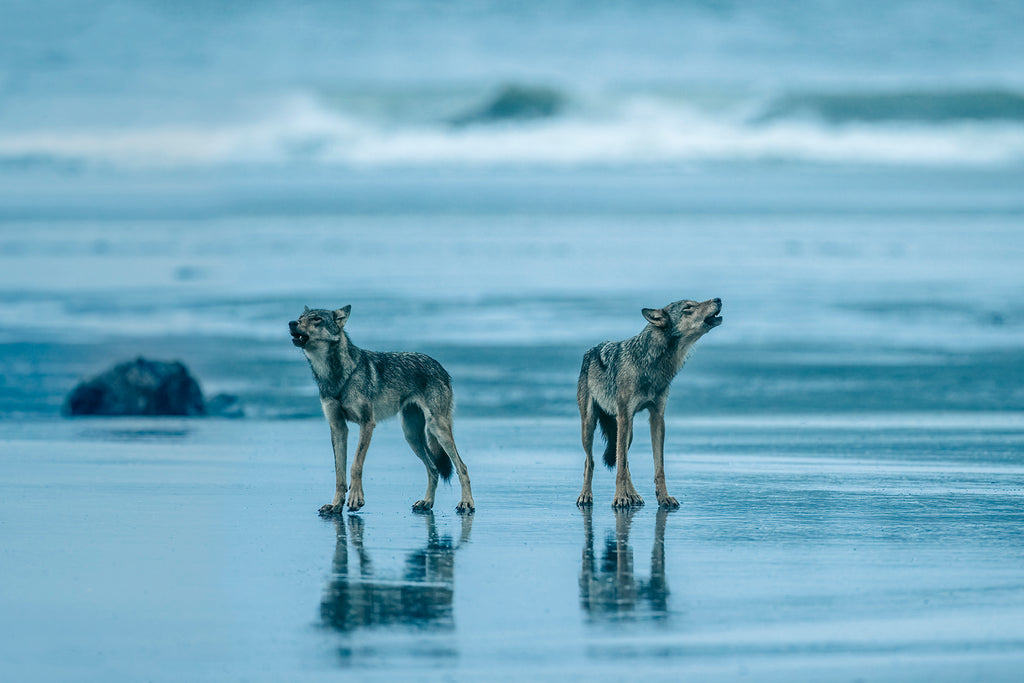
<box><xmin>2</xmin><ymin>414</ymin><xmax>1024</xmax><ymax>681</ymax></box>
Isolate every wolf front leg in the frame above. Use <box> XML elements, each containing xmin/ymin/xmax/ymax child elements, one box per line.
<box><xmin>649</xmin><ymin>408</ymin><xmax>679</xmax><ymax>509</ymax></box>
<box><xmin>346</xmin><ymin>419</ymin><xmax>375</xmax><ymax>511</ymax></box>
<box><xmin>319</xmin><ymin>398</ymin><xmax>349</xmax><ymax>515</ymax></box>
<box><xmin>612</xmin><ymin>408</ymin><xmax>643</xmax><ymax>508</ymax></box>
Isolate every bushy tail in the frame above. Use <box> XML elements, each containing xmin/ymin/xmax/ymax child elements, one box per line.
<box><xmin>429</xmin><ymin>439</ymin><xmax>454</xmax><ymax>481</ymax></box>
<box><xmin>596</xmin><ymin>406</ymin><xmax>618</xmax><ymax>469</ymax></box>
<box><xmin>403</xmin><ymin>403</ymin><xmax>453</xmax><ymax>481</ymax></box>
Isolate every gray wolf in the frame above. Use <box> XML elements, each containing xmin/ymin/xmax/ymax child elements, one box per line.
<box><xmin>290</xmin><ymin>305</ymin><xmax>474</xmax><ymax>514</ymax></box>
<box><xmin>576</xmin><ymin>297</ymin><xmax>722</xmax><ymax>508</ymax></box>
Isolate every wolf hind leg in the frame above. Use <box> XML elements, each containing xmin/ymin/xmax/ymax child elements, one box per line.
<box><xmin>577</xmin><ymin>398</ymin><xmax>598</xmax><ymax>506</ymax></box>
<box><xmin>425</xmin><ymin>412</ymin><xmax>474</xmax><ymax>513</ymax></box>
<box><xmin>401</xmin><ymin>404</ymin><xmax>439</xmax><ymax>511</ymax></box>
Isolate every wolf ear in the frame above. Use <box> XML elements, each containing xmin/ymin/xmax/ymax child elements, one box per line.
<box><xmin>642</xmin><ymin>307</ymin><xmax>670</xmax><ymax>327</ymax></box>
<box><xmin>333</xmin><ymin>305</ymin><xmax>352</xmax><ymax>326</ymax></box>
<box><xmin>303</xmin><ymin>305</ymin><xmax>310</xmax><ymax>314</ymax></box>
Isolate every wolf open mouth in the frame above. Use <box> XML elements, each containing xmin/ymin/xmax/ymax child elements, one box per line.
<box><xmin>291</xmin><ymin>332</ymin><xmax>309</xmax><ymax>347</ymax></box>
<box><xmin>704</xmin><ymin>313</ymin><xmax>723</xmax><ymax>327</ymax></box>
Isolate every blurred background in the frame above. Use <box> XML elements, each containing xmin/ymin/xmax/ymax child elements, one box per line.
<box><xmin>1</xmin><ymin>0</ymin><xmax>1023</xmax><ymax>420</ymax></box>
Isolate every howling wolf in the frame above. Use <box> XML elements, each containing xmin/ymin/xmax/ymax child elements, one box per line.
<box><xmin>576</xmin><ymin>298</ymin><xmax>722</xmax><ymax>509</ymax></box>
<box><xmin>290</xmin><ymin>305</ymin><xmax>474</xmax><ymax>514</ymax></box>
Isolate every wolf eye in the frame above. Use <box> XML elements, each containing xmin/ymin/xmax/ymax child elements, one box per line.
<box><xmin>310</xmin><ymin>316</ymin><xmax>322</xmax><ymax>324</ymax></box>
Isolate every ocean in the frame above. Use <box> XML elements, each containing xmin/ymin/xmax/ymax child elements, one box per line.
<box><xmin>2</xmin><ymin>168</ymin><xmax>1022</xmax><ymax>420</ymax></box>
<box><xmin>2</xmin><ymin>1</ymin><xmax>1024</xmax><ymax>680</ymax></box>
<box><xmin>3</xmin><ymin>0</ymin><xmax>1024</xmax><ymax>170</ymax></box>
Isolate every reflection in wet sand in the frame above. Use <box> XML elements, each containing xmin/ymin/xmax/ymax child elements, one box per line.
<box><xmin>320</xmin><ymin>512</ymin><xmax>472</xmax><ymax>636</ymax></box>
<box><xmin>579</xmin><ymin>508</ymin><xmax>670</xmax><ymax>621</ymax></box>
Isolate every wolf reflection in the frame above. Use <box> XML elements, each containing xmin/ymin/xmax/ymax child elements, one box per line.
<box><xmin>580</xmin><ymin>508</ymin><xmax>670</xmax><ymax>619</ymax></box>
<box><xmin>320</xmin><ymin>513</ymin><xmax>472</xmax><ymax>632</ymax></box>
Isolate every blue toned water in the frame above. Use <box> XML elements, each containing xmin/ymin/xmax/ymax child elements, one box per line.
<box><xmin>2</xmin><ymin>1</ymin><xmax>1024</xmax><ymax>169</ymax></box>
<box><xmin>2</xmin><ymin>417</ymin><xmax>1024</xmax><ymax>681</ymax></box>
<box><xmin>2</xmin><ymin>1</ymin><xmax>1024</xmax><ymax>680</ymax></box>
<box><xmin>1</xmin><ymin>176</ymin><xmax>1022</xmax><ymax>419</ymax></box>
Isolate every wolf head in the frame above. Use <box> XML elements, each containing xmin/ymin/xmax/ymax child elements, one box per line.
<box><xmin>289</xmin><ymin>305</ymin><xmax>351</xmax><ymax>348</ymax></box>
<box><xmin>641</xmin><ymin>298</ymin><xmax>722</xmax><ymax>341</ymax></box>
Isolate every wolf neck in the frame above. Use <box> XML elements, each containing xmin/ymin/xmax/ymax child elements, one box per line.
<box><xmin>305</xmin><ymin>331</ymin><xmax>360</xmax><ymax>395</ymax></box>
<box><xmin>637</xmin><ymin>325</ymin><xmax>695</xmax><ymax>377</ymax></box>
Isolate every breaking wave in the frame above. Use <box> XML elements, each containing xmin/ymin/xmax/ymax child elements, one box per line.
<box><xmin>3</xmin><ymin>86</ymin><xmax>1024</xmax><ymax>169</ymax></box>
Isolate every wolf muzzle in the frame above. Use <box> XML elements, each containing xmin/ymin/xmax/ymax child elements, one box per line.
<box><xmin>288</xmin><ymin>320</ymin><xmax>309</xmax><ymax>347</ymax></box>
<box><xmin>703</xmin><ymin>298</ymin><xmax>723</xmax><ymax>328</ymax></box>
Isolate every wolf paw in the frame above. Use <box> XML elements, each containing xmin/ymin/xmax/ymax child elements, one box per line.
<box><xmin>456</xmin><ymin>500</ymin><xmax>475</xmax><ymax>514</ymax></box>
<box><xmin>318</xmin><ymin>503</ymin><xmax>344</xmax><ymax>516</ymax></box>
<box><xmin>346</xmin><ymin>492</ymin><xmax>365</xmax><ymax>512</ymax></box>
<box><xmin>658</xmin><ymin>495</ymin><xmax>680</xmax><ymax>510</ymax></box>
<box><xmin>576</xmin><ymin>491</ymin><xmax>593</xmax><ymax>507</ymax></box>
<box><xmin>412</xmin><ymin>499</ymin><xmax>434</xmax><ymax>512</ymax></box>
<box><xmin>611</xmin><ymin>492</ymin><xmax>644</xmax><ymax>508</ymax></box>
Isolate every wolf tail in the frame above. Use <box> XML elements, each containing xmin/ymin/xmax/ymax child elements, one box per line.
<box><xmin>403</xmin><ymin>403</ymin><xmax>454</xmax><ymax>481</ymax></box>
<box><xmin>596</xmin><ymin>406</ymin><xmax>618</xmax><ymax>469</ymax></box>
<box><xmin>428</xmin><ymin>438</ymin><xmax>454</xmax><ymax>481</ymax></box>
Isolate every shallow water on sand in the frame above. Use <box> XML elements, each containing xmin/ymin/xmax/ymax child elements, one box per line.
<box><xmin>3</xmin><ymin>415</ymin><xmax>1023</xmax><ymax>681</ymax></box>
<box><xmin>0</xmin><ymin>165</ymin><xmax>1022</xmax><ymax>681</ymax></box>
<box><xmin>2</xmin><ymin>168</ymin><xmax>1024</xmax><ymax>422</ymax></box>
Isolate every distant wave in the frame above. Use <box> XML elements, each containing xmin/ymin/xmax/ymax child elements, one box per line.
<box><xmin>760</xmin><ymin>90</ymin><xmax>1024</xmax><ymax>124</ymax></box>
<box><xmin>2</xmin><ymin>86</ymin><xmax>1024</xmax><ymax>169</ymax></box>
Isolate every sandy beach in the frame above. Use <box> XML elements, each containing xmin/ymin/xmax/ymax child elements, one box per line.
<box><xmin>2</xmin><ymin>167</ymin><xmax>1022</xmax><ymax>681</ymax></box>
<box><xmin>3</xmin><ymin>414</ymin><xmax>1023</xmax><ymax>681</ymax></box>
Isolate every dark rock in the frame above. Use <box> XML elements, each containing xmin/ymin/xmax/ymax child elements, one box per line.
<box><xmin>451</xmin><ymin>84</ymin><xmax>565</xmax><ymax>126</ymax></box>
<box><xmin>64</xmin><ymin>357</ymin><xmax>207</xmax><ymax>417</ymax></box>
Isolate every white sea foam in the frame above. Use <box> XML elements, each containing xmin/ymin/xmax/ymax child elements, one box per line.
<box><xmin>3</xmin><ymin>90</ymin><xmax>1024</xmax><ymax>169</ymax></box>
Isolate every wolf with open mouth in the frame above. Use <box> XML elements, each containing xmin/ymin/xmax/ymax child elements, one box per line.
<box><xmin>576</xmin><ymin>297</ymin><xmax>723</xmax><ymax>509</ymax></box>
<box><xmin>290</xmin><ymin>305</ymin><xmax>474</xmax><ymax>515</ymax></box>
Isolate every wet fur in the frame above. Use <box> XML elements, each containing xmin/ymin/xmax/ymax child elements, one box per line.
<box><xmin>290</xmin><ymin>305</ymin><xmax>473</xmax><ymax>514</ymax></box>
<box><xmin>576</xmin><ymin>297</ymin><xmax>722</xmax><ymax>509</ymax></box>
